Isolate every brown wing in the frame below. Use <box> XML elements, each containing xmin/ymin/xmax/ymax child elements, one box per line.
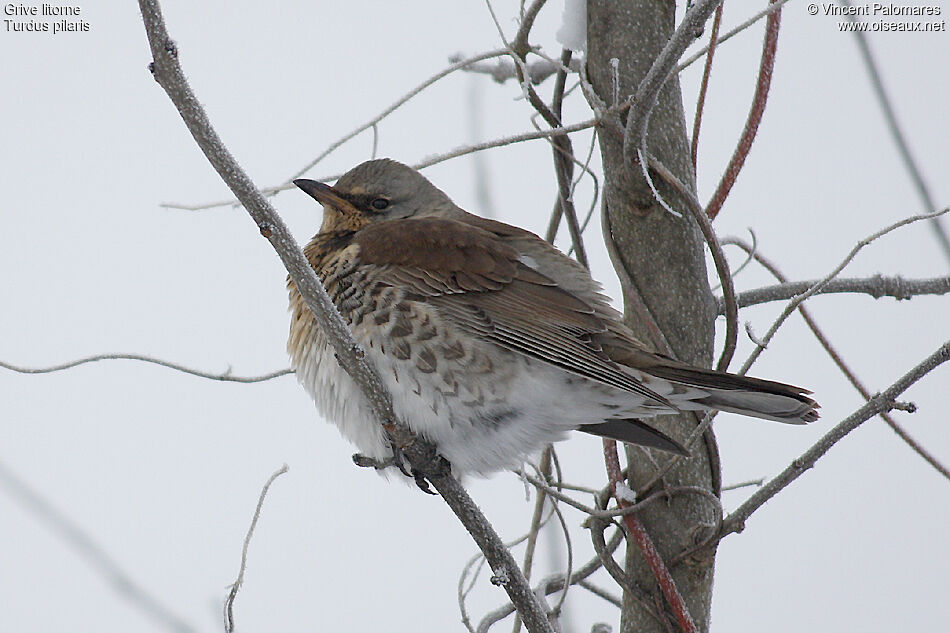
<box><xmin>354</xmin><ymin>218</ymin><xmax>673</xmax><ymax>407</ymax></box>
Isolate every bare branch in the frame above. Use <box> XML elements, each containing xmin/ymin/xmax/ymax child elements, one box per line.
<box><xmin>603</xmin><ymin>441</ymin><xmax>697</xmax><ymax>633</ymax></box>
<box><xmin>477</xmin><ymin>529</ymin><xmax>627</xmax><ymax>633</ymax></box>
<box><xmin>225</xmin><ymin>465</ymin><xmax>288</xmax><ymax>633</ymax></box>
<box><xmin>643</xmin><ymin>156</ymin><xmax>738</xmax><ymax>372</ymax></box>
<box><xmin>717</xmin><ymin>274</ymin><xmax>950</xmax><ymax>312</ymax></box>
<box><xmin>513</xmin><ymin>448</ymin><xmax>555</xmax><ymax>633</ymax></box>
<box><xmin>723</xmin><ymin>238</ymin><xmax>950</xmax><ymax>482</ymax></box>
<box><xmin>0</xmin><ymin>354</ymin><xmax>292</xmax><ymax>383</ymax></box>
<box><xmin>690</xmin><ymin>2</ymin><xmax>724</xmax><ymax>169</ymax></box>
<box><xmin>412</xmin><ymin>119</ymin><xmax>597</xmax><ymax>169</ymax></box>
<box><xmin>705</xmin><ymin>0</ymin><xmax>782</xmax><ymax>220</ymax></box>
<box><xmin>578</xmin><ymin>580</ymin><xmax>622</xmax><ymax>608</ymax></box>
<box><xmin>841</xmin><ymin>0</ymin><xmax>950</xmax><ymax>264</ymax></box>
<box><xmin>459</xmin><ymin>57</ymin><xmax>582</xmax><ymax>85</ymax></box>
<box><xmin>288</xmin><ymin>48</ymin><xmax>509</xmax><ymax>181</ymax></box>
<box><xmin>137</xmin><ymin>3</ymin><xmax>554</xmax><ymax>631</ymax></box>
<box><xmin>166</xmin><ymin>118</ymin><xmax>601</xmax><ymax>211</ymax></box>
<box><xmin>722</xmin><ymin>341</ymin><xmax>950</xmax><ymax>537</ymax></box>
<box><xmin>0</xmin><ymin>460</ymin><xmax>199</xmax><ymax>633</ymax></box>
<box><xmin>622</xmin><ymin>0</ymin><xmax>722</xmax><ymax>166</ymax></box>
<box><xmin>166</xmin><ymin>1</ymin><xmax>797</xmax><ymax>215</ymax></box>
<box><xmin>676</xmin><ymin>0</ymin><xmax>793</xmax><ymax>72</ymax></box>
<box><xmin>737</xmin><ymin>207</ymin><xmax>950</xmax><ymax>375</ymax></box>
<box><xmin>511</xmin><ymin>0</ymin><xmax>547</xmax><ymax>58</ymax></box>
<box><xmin>720</xmin><ymin>479</ymin><xmax>765</xmax><ymax>492</ymax></box>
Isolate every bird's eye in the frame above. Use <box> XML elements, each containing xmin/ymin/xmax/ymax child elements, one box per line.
<box><xmin>371</xmin><ymin>198</ymin><xmax>390</xmax><ymax>211</ymax></box>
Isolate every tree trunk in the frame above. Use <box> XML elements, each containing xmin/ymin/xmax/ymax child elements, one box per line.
<box><xmin>586</xmin><ymin>2</ymin><xmax>720</xmax><ymax>631</ymax></box>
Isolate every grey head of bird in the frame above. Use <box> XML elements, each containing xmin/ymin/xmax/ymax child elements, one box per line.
<box><xmin>293</xmin><ymin>159</ymin><xmax>460</xmax><ymax>233</ymax></box>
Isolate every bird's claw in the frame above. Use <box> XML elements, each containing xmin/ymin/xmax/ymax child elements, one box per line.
<box><xmin>413</xmin><ymin>471</ymin><xmax>437</xmax><ymax>494</ymax></box>
<box><xmin>389</xmin><ymin>444</ymin><xmax>413</xmax><ymax>477</ymax></box>
<box><xmin>354</xmin><ymin>442</ymin><xmax>450</xmax><ymax>496</ymax></box>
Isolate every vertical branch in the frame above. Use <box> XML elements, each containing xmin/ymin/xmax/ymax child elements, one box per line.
<box><xmin>604</xmin><ymin>441</ymin><xmax>697</xmax><ymax>633</ymax></box>
<box><xmin>705</xmin><ymin>0</ymin><xmax>781</xmax><ymax>220</ymax></box>
<box><xmin>690</xmin><ymin>2</ymin><xmax>724</xmax><ymax>170</ymax></box>
<box><xmin>587</xmin><ymin>3</ymin><xmax>723</xmax><ymax>631</ymax></box>
<box><xmin>513</xmin><ymin>448</ymin><xmax>554</xmax><ymax>633</ymax></box>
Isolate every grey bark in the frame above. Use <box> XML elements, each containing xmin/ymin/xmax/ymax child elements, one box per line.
<box><xmin>586</xmin><ymin>2</ymin><xmax>719</xmax><ymax>631</ymax></box>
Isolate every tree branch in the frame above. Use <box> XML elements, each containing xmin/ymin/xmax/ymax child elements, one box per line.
<box><xmin>622</xmin><ymin>0</ymin><xmax>723</xmax><ymax>166</ymax></box>
<box><xmin>603</xmin><ymin>441</ymin><xmax>697</xmax><ymax>633</ymax></box>
<box><xmin>841</xmin><ymin>0</ymin><xmax>950</xmax><ymax>264</ymax></box>
<box><xmin>705</xmin><ymin>0</ymin><xmax>781</xmax><ymax>220</ymax></box>
<box><xmin>690</xmin><ymin>2</ymin><xmax>724</xmax><ymax>170</ymax></box>
<box><xmin>0</xmin><ymin>354</ymin><xmax>292</xmax><ymax>383</ymax></box>
<box><xmin>736</xmin><ymin>207</ymin><xmax>949</xmax><ymax>375</ymax></box>
<box><xmin>676</xmin><ymin>0</ymin><xmax>792</xmax><ymax>72</ymax></box>
<box><xmin>0</xmin><ymin>460</ymin><xmax>198</xmax><ymax>633</ymax></box>
<box><xmin>137</xmin><ymin>2</ymin><xmax>553</xmax><ymax>631</ymax></box>
<box><xmin>716</xmin><ymin>274</ymin><xmax>950</xmax><ymax>312</ymax></box>
<box><xmin>721</xmin><ymin>341</ymin><xmax>950</xmax><ymax>537</ymax></box>
<box><xmin>288</xmin><ymin>48</ymin><xmax>509</xmax><ymax>181</ymax></box>
<box><xmin>225</xmin><ymin>465</ymin><xmax>288</xmax><ymax>633</ymax></box>
<box><xmin>722</xmin><ymin>239</ymin><xmax>950</xmax><ymax>482</ymax></box>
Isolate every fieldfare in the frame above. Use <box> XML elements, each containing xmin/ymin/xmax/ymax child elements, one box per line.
<box><xmin>287</xmin><ymin>159</ymin><xmax>818</xmax><ymax>476</ymax></box>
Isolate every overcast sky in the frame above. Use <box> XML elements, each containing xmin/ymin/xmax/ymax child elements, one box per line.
<box><xmin>1</xmin><ymin>2</ymin><xmax>948</xmax><ymax>632</ymax></box>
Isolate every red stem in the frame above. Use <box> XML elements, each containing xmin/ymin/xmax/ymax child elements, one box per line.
<box><xmin>603</xmin><ymin>440</ymin><xmax>697</xmax><ymax>633</ymax></box>
<box><xmin>690</xmin><ymin>2</ymin><xmax>724</xmax><ymax>170</ymax></box>
<box><xmin>705</xmin><ymin>0</ymin><xmax>782</xmax><ymax>220</ymax></box>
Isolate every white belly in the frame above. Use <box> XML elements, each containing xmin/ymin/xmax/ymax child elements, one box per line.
<box><xmin>290</xmin><ymin>317</ymin><xmax>674</xmax><ymax>476</ymax></box>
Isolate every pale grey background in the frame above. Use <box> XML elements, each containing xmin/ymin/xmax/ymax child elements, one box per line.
<box><xmin>1</xmin><ymin>1</ymin><xmax>948</xmax><ymax>632</ymax></box>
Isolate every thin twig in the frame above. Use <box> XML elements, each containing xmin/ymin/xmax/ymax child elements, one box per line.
<box><xmin>458</xmin><ymin>57</ymin><xmax>582</xmax><ymax>84</ymax></box>
<box><xmin>720</xmin><ymin>478</ymin><xmax>764</xmax><ymax>492</ymax></box>
<box><xmin>167</xmin><ymin>1</ymin><xmax>791</xmax><ymax>213</ymax></box>
<box><xmin>289</xmin><ymin>48</ymin><xmax>508</xmax><ymax>181</ymax></box>
<box><xmin>841</xmin><ymin>0</ymin><xmax>950</xmax><ymax>265</ymax></box>
<box><xmin>603</xmin><ymin>440</ymin><xmax>697</xmax><ymax>633</ymax></box>
<box><xmin>225</xmin><ymin>465</ymin><xmax>289</xmax><ymax>633</ymax></box>
<box><xmin>577</xmin><ymin>580</ymin><xmax>622</xmax><ymax>608</ymax></box>
<box><xmin>0</xmin><ymin>460</ymin><xmax>199</xmax><ymax>633</ymax></box>
<box><xmin>737</xmin><ymin>208</ymin><xmax>949</xmax><ymax>375</ymax></box>
<box><xmin>705</xmin><ymin>0</ymin><xmax>781</xmax><ymax>220</ymax></box>
<box><xmin>645</xmin><ymin>156</ymin><xmax>738</xmax><ymax>371</ymax></box>
<box><xmin>160</xmin><ymin>49</ymin><xmax>508</xmax><ymax>211</ymax></box>
<box><xmin>512</xmin><ymin>0</ymin><xmax>547</xmax><ymax>58</ymax></box>
<box><xmin>477</xmin><ymin>529</ymin><xmax>627</xmax><ymax>633</ymax></box>
<box><xmin>0</xmin><ymin>354</ymin><xmax>292</xmax><ymax>383</ymax></box>
<box><xmin>623</xmin><ymin>0</ymin><xmax>723</xmax><ymax>166</ymax></box>
<box><xmin>723</xmin><ymin>238</ymin><xmax>950</xmax><ymax>482</ymax></box>
<box><xmin>412</xmin><ymin>119</ymin><xmax>597</xmax><ymax>170</ymax></box>
<box><xmin>676</xmin><ymin>0</ymin><xmax>792</xmax><ymax>72</ymax></box>
<box><xmin>722</xmin><ymin>341</ymin><xmax>950</xmax><ymax>537</ymax></box>
<box><xmin>690</xmin><ymin>2</ymin><xmax>724</xmax><ymax>170</ymax></box>
<box><xmin>514</xmin><ymin>448</ymin><xmax>554</xmax><ymax>633</ymax></box>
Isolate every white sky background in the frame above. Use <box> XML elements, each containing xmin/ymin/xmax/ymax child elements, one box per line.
<box><xmin>1</xmin><ymin>1</ymin><xmax>948</xmax><ymax>632</ymax></box>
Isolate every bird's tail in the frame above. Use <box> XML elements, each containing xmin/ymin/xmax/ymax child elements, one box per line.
<box><xmin>647</xmin><ymin>363</ymin><xmax>819</xmax><ymax>424</ymax></box>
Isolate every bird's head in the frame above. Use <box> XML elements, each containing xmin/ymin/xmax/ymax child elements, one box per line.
<box><xmin>294</xmin><ymin>159</ymin><xmax>457</xmax><ymax>233</ymax></box>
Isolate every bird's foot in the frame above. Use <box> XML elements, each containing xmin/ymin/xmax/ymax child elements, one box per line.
<box><xmin>354</xmin><ymin>440</ymin><xmax>450</xmax><ymax>495</ymax></box>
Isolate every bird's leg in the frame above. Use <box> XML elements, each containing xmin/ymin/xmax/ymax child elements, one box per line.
<box><xmin>351</xmin><ymin>445</ymin><xmax>444</xmax><ymax>496</ymax></box>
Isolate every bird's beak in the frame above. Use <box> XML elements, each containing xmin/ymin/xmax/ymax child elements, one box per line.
<box><xmin>293</xmin><ymin>179</ymin><xmax>359</xmax><ymax>214</ymax></box>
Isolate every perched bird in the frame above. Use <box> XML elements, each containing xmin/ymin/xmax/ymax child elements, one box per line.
<box><xmin>287</xmin><ymin>159</ymin><xmax>818</xmax><ymax>477</ymax></box>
